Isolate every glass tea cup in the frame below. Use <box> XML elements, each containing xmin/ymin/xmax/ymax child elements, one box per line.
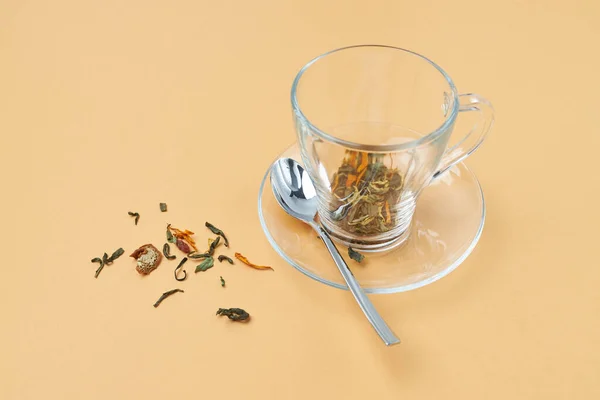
<box><xmin>292</xmin><ymin>45</ymin><xmax>494</xmax><ymax>251</ymax></box>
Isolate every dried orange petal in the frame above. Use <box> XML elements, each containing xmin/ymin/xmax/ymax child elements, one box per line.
<box><xmin>384</xmin><ymin>201</ymin><xmax>391</xmax><ymax>224</ymax></box>
<box><xmin>169</xmin><ymin>226</ymin><xmax>198</xmax><ymax>251</ymax></box>
<box><xmin>346</xmin><ymin>174</ymin><xmax>357</xmax><ymax>188</ymax></box>
<box><xmin>234</xmin><ymin>253</ymin><xmax>274</xmax><ymax>271</ymax></box>
<box><xmin>357</xmin><ymin>152</ymin><xmax>368</xmax><ymax>173</ymax></box>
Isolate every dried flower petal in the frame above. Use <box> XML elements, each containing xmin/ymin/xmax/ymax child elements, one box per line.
<box><xmin>169</xmin><ymin>225</ymin><xmax>198</xmax><ymax>251</ymax></box>
<box><xmin>234</xmin><ymin>253</ymin><xmax>273</xmax><ymax>271</ymax></box>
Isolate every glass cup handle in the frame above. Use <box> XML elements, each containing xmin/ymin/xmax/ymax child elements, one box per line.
<box><xmin>433</xmin><ymin>93</ymin><xmax>495</xmax><ymax>179</ymax></box>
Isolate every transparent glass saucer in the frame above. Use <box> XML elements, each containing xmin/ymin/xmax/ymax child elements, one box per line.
<box><xmin>258</xmin><ymin>143</ymin><xmax>485</xmax><ymax>294</ymax></box>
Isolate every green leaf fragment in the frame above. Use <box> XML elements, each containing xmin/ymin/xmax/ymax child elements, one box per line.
<box><xmin>94</xmin><ymin>256</ymin><xmax>106</xmax><ymax>278</ymax></box>
<box><xmin>94</xmin><ymin>264</ymin><xmax>104</xmax><ymax>278</ymax></box>
<box><xmin>188</xmin><ymin>252</ymin><xmax>211</xmax><ymax>259</ymax></box>
<box><xmin>153</xmin><ymin>289</ymin><xmax>184</xmax><ymax>308</ymax></box>
<box><xmin>217</xmin><ymin>255</ymin><xmax>234</xmax><ymax>264</ymax></box>
<box><xmin>92</xmin><ymin>247</ymin><xmax>124</xmax><ymax>278</ymax></box>
<box><xmin>208</xmin><ymin>236</ymin><xmax>220</xmax><ymax>255</ymax></box>
<box><xmin>107</xmin><ymin>248</ymin><xmax>124</xmax><ymax>263</ymax></box>
<box><xmin>163</xmin><ymin>243</ymin><xmax>176</xmax><ymax>260</ymax></box>
<box><xmin>195</xmin><ymin>256</ymin><xmax>214</xmax><ymax>272</ymax></box>
<box><xmin>167</xmin><ymin>227</ymin><xmax>176</xmax><ymax>244</ymax></box>
<box><xmin>174</xmin><ymin>257</ymin><xmax>187</xmax><ymax>281</ymax></box>
<box><xmin>128</xmin><ymin>211</ymin><xmax>140</xmax><ymax>225</ymax></box>
<box><xmin>348</xmin><ymin>247</ymin><xmax>365</xmax><ymax>263</ymax></box>
<box><xmin>91</xmin><ymin>257</ymin><xmax>104</xmax><ymax>278</ymax></box>
<box><xmin>216</xmin><ymin>308</ymin><xmax>249</xmax><ymax>321</ymax></box>
<box><xmin>205</xmin><ymin>222</ymin><xmax>229</xmax><ymax>247</ymax></box>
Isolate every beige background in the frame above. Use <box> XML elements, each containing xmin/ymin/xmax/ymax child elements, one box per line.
<box><xmin>1</xmin><ymin>1</ymin><xmax>599</xmax><ymax>399</ymax></box>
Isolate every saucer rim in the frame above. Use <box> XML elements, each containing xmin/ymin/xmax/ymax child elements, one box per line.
<box><xmin>258</xmin><ymin>142</ymin><xmax>486</xmax><ymax>294</ymax></box>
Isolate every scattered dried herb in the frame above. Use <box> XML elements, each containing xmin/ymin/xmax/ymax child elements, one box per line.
<box><xmin>176</xmin><ymin>238</ymin><xmax>191</xmax><ymax>254</ymax></box>
<box><xmin>205</xmin><ymin>222</ymin><xmax>229</xmax><ymax>247</ymax></box>
<box><xmin>153</xmin><ymin>289</ymin><xmax>184</xmax><ymax>308</ymax></box>
<box><xmin>195</xmin><ymin>256</ymin><xmax>214</xmax><ymax>272</ymax></box>
<box><xmin>159</xmin><ymin>203</ymin><xmax>167</xmax><ymax>212</ymax></box>
<box><xmin>128</xmin><ymin>211</ymin><xmax>140</xmax><ymax>225</ymax></box>
<box><xmin>216</xmin><ymin>308</ymin><xmax>250</xmax><ymax>322</ymax></box>
<box><xmin>91</xmin><ymin>257</ymin><xmax>104</xmax><ymax>278</ymax></box>
<box><xmin>91</xmin><ymin>248</ymin><xmax>124</xmax><ymax>278</ymax></box>
<box><xmin>188</xmin><ymin>252</ymin><xmax>211</xmax><ymax>259</ymax></box>
<box><xmin>94</xmin><ymin>263</ymin><xmax>104</xmax><ymax>278</ymax></box>
<box><xmin>174</xmin><ymin>257</ymin><xmax>188</xmax><ymax>281</ymax></box>
<box><xmin>163</xmin><ymin>243</ymin><xmax>176</xmax><ymax>260</ymax></box>
<box><xmin>218</xmin><ymin>255</ymin><xmax>234</xmax><ymax>264</ymax></box>
<box><xmin>234</xmin><ymin>253</ymin><xmax>273</xmax><ymax>271</ymax></box>
<box><xmin>348</xmin><ymin>247</ymin><xmax>365</xmax><ymax>263</ymax></box>
<box><xmin>168</xmin><ymin>225</ymin><xmax>198</xmax><ymax>251</ymax></box>
<box><xmin>107</xmin><ymin>248</ymin><xmax>124</xmax><ymax>263</ymax></box>
<box><xmin>166</xmin><ymin>225</ymin><xmax>177</xmax><ymax>244</ymax></box>
<box><xmin>329</xmin><ymin>150</ymin><xmax>404</xmax><ymax>235</ymax></box>
<box><xmin>220</xmin><ymin>276</ymin><xmax>225</xmax><ymax>287</ymax></box>
<box><xmin>130</xmin><ymin>244</ymin><xmax>162</xmax><ymax>275</ymax></box>
<box><xmin>207</xmin><ymin>236</ymin><xmax>221</xmax><ymax>255</ymax></box>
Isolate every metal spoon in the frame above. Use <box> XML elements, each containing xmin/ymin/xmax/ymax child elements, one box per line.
<box><xmin>270</xmin><ymin>158</ymin><xmax>400</xmax><ymax>346</ymax></box>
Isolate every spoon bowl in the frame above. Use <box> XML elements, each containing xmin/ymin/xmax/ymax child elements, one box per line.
<box><xmin>270</xmin><ymin>158</ymin><xmax>318</xmax><ymax>223</ymax></box>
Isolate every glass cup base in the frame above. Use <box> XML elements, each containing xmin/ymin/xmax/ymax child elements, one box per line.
<box><xmin>258</xmin><ymin>142</ymin><xmax>486</xmax><ymax>294</ymax></box>
<box><xmin>321</xmin><ymin>220</ymin><xmax>411</xmax><ymax>253</ymax></box>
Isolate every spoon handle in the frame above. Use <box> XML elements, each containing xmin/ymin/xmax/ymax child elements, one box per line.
<box><xmin>313</xmin><ymin>224</ymin><xmax>400</xmax><ymax>346</ymax></box>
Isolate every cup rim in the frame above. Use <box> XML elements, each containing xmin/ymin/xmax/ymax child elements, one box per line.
<box><xmin>291</xmin><ymin>44</ymin><xmax>460</xmax><ymax>152</ymax></box>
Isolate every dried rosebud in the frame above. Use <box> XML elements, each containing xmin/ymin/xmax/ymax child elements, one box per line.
<box><xmin>176</xmin><ymin>239</ymin><xmax>191</xmax><ymax>254</ymax></box>
<box><xmin>130</xmin><ymin>244</ymin><xmax>162</xmax><ymax>275</ymax></box>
